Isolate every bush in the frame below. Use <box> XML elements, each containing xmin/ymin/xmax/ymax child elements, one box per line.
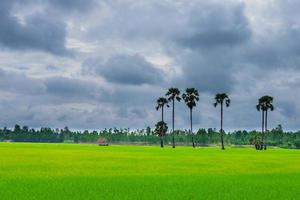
<box><xmin>293</xmin><ymin>140</ymin><xmax>300</xmax><ymax>149</ymax></box>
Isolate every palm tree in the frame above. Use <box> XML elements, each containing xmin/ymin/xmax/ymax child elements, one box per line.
<box><xmin>214</xmin><ymin>93</ymin><xmax>230</xmax><ymax>150</ymax></box>
<box><xmin>154</xmin><ymin>121</ymin><xmax>168</xmax><ymax>148</ymax></box>
<box><xmin>166</xmin><ymin>88</ymin><xmax>181</xmax><ymax>148</ymax></box>
<box><xmin>156</xmin><ymin>97</ymin><xmax>169</xmax><ymax>122</ymax></box>
<box><xmin>182</xmin><ymin>88</ymin><xmax>199</xmax><ymax>148</ymax></box>
<box><xmin>256</xmin><ymin>96</ymin><xmax>274</xmax><ymax>150</ymax></box>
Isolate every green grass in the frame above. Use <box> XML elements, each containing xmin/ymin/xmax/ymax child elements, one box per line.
<box><xmin>1</xmin><ymin>143</ymin><xmax>300</xmax><ymax>199</ymax></box>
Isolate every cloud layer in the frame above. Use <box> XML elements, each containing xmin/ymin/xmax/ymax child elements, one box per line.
<box><xmin>0</xmin><ymin>0</ymin><xmax>300</xmax><ymax>131</ymax></box>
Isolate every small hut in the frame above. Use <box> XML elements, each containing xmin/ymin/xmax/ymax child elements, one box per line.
<box><xmin>97</xmin><ymin>138</ymin><xmax>109</xmax><ymax>146</ymax></box>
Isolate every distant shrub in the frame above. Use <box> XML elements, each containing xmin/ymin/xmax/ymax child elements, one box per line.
<box><xmin>294</xmin><ymin>140</ymin><xmax>300</xmax><ymax>149</ymax></box>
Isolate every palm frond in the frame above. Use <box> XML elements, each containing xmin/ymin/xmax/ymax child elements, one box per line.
<box><xmin>256</xmin><ymin>104</ymin><xmax>261</xmax><ymax>111</ymax></box>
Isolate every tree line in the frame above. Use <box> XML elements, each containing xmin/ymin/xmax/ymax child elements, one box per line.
<box><xmin>1</xmin><ymin>124</ymin><xmax>300</xmax><ymax>149</ymax></box>
<box><xmin>1</xmin><ymin>88</ymin><xmax>296</xmax><ymax>150</ymax></box>
<box><xmin>155</xmin><ymin>87</ymin><xmax>275</xmax><ymax>150</ymax></box>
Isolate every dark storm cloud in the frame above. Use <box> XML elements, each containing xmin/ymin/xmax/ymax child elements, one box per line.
<box><xmin>90</xmin><ymin>1</ymin><xmax>252</xmax><ymax>93</ymax></box>
<box><xmin>0</xmin><ymin>68</ymin><xmax>160</xmax><ymax>106</ymax></box>
<box><xmin>0</xmin><ymin>68</ymin><xmax>162</xmax><ymax>129</ymax></box>
<box><xmin>0</xmin><ymin>69</ymin><xmax>105</xmax><ymax>103</ymax></box>
<box><xmin>178</xmin><ymin>66</ymin><xmax>233</xmax><ymax>93</ymax></box>
<box><xmin>92</xmin><ymin>1</ymin><xmax>251</xmax><ymax>93</ymax></box>
<box><xmin>0</xmin><ymin>68</ymin><xmax>45</xmax><ymax>95</ymax></box>
<box><xmin>277</xmin><ymin>101</ymin><xmax>297</xmax><ymax>119</ymax></box>
<box><xmin>45</xmin><ymin>77</ymin><xmax>97</xmax><ymax>98</ymax></box>
<box><xmin>0</xmin><ymin>0</ymin><xmax>73</xmax><ymax>55</ymax></box>
<box><xmin>241</xmin><ymin>29</ymin><xmax>300</xmax><ymax>69</ymax></box>
<box><xmin>0</xmin><ymin>4</ymin><xmax>68</xmax><ymax>55</ymax></box>
<box><xmin>1</xmin><ymin>0</ymin><xmax>300</xmax><ymax>130</ymax></box>
<box><xmin>176</xmin><ymin>3</ymin><xmax>251</xmax><ymax>49</ymax></box>
<box><xmin>234</xmin><ymin>0</ymin><xmax>300</xmax><ymax>70</ymax></box>
<box><xmin>83</xmin><ymin>54</ymin><xmax>164</xmax><ymax>85</ymax></box>
<box><xmin>168</xmin><ymin>3</ymin><xmax>251</xmax><ymax>93</ymax></box>
<box><xmin>47</xmin><ymin>0</ymin><xmax>97</xmax><ymax>12</ymax></box>
<box><xmin>171</xmin><ymin>47</ymin><xmax>238</xmax><ymax>93</ymax></box>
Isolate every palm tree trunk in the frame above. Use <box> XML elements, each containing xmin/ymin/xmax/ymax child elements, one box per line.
<box><xmin>191</xmin><ymin>108</ymin><xmax>195</xmax><ymax>148</ymax></box>
<box><xmin>261</xmin><ymin>110</ymin><xmax>264</xmax><ymax>150</ymax></box>
<box><xmin>172</xmin><ymin>99</ymin><xmax>175</xmax><ymax>148</ymax></box>
<box><xmin>162</xmin><ymin>106</ymin><xmax>164</xmax><ymax>122</ymax></box>
<box><xmin>221</xmin><ymin>103</ymin><xmax>225</xmax><ymax>150</ymax></box>
<box><xmin>160</xmin><ymin>135</ymin><xmax>164</xmax><ymax>148</ymax></box>
<box><xmin>264</xmin><ymin>110</ymin><xmax>268</xmax><ymax>150</ymax></box>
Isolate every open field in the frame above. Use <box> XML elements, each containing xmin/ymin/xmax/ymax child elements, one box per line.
<box><xmin>1</xmin><ymin>143</ymin><xmax>300</xmax><ymax>199</ymax></box>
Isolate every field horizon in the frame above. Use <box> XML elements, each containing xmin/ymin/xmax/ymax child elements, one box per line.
<box><xmin>1</xmin><ymin>142</ymin><xmax>300</xmax><ymax>199</ymax></box>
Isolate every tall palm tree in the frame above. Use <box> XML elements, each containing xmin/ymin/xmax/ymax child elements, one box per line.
<box><xmin>182</xmin><ymin>88</ymin><xmax>199</xmax><ymax>148</ymax></box>
<box><xmin>256</xmin><ymin>96</ymin><xmax>274</xmax><ymax>150</ymax></box>
<box><xmin>214</xmin><ymin>93</ymin><xmax>230</xmax><ymax>150</ymax></box>
<box><xmin>156</xmin><ymin>97</ymin><xmax>169</xmax><ymax>122</ymax></box>
<box><xmin>256</xmin><ymin>102</ymin><xmax>265</xmax><ymax>150</ymax></box>
<box><xmin>154</xmin><ymin>121</ymin><xmax>168</xmax><ymax>148</ymax></box>
<box><xmin>166</xmin><ymin>88</ymin><xmax>181</xmax><ymax>148</ymax></box>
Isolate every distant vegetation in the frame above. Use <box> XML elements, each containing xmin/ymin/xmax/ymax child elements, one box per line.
<box><xmin>0</xmin><ymin>89</ymin><xmax>297</xmax><ymax>149</ymax></box>
<box><xmin>1</xmin><ymin>124</ymin><xmax>300</xmax><ymax>149</ymax></box>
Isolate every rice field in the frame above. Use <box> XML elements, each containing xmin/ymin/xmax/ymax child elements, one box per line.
<box><xmin>1</xmin><ymin>143</ymin><xmax>300</xmax><ymax>199</ymax></box>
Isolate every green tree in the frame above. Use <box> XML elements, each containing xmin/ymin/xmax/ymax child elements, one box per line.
<box><xmin>154</xmin><ymin>121</ymin><xmax>168</xmax><ymax>148</ymax></box>
<box><xmin>256</xmin><ymin>95</ymin><xmax>274</xmax><ymax>150</ymax></box>
<box><xmin>182</xmin><ymin>88</ymin><xmax>199</xmax><ymax>148</ymax></box>
<box><xmin>14</xmin><ymin>124</ymin><xmax>21</xmax><ymax>133</ymax></box>
<box><xmin>166</xmin><ymin>88</ymin><xmax>181</xmax><ymax>148</ymax></box>
<box><xmin>214</xmin><ymin>93</ymin><xmax>230</xmax><ymax>150</ymax></box>
<box><xmin>146</xmin><ymin>126</ymin><xmax>151</xmax><ymax>136</ymax></box>
<box><xmin>155</xmin><ymin>97</ymin><xmax>169</xmax><ymax>122</ymax></box>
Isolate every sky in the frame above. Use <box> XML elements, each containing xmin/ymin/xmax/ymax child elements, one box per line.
<box><xmin>0</xmin><ymin>0</ymin><xmax>299</xmax><ymax>131</ymax></box>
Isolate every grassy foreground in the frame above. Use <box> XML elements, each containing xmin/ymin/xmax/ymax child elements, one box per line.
<box><xmin>0</xmin><ymin>143</ymin><xmax>300</xmax><ymax>199</ymax></box>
